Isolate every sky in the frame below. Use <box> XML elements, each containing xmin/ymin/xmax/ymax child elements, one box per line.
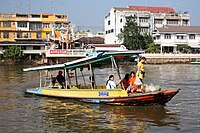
<box><xmin>0</xmin><ymin>0</ymin><xmax>200</xmax><ymax>32</ymax></box>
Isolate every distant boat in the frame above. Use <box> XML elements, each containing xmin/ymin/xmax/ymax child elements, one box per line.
<box><xmin>190</xmin><ymin>62</ymin><xmax>200</xmax><ymax>64</ymax></box>
<box><xmin>23</xmin><ymin>51</ymin><xmax>180</xmax><ymax>106</ymax></box>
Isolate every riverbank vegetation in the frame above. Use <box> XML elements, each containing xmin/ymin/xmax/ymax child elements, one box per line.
<box><xmin>1</xmin><ymin>46</ymin><xmax>37</xmax><ymax>65</ymax></box>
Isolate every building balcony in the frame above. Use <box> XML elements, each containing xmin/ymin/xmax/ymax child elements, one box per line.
<box><xmin>154</xmin><ymin>13</ymin><xmax>165</xmax><ymax>19</ymax></box>
<box><xmin>16</xmin><ymin>27</ymin><xmax>29</xmax><ymax>31</ymax></box>
<box><xmin>0</xmin><ymin>50</ymin><xmax>45</xmax><ymax>55</ymax></box>
<box><xmin>180</xmin><ymin>14</ymin><xmax>190</xmax><ymax>19</ymax></box>
<box><xmin>166</xmin><ymin>14</ymin><xmax>181</xmax><ymax>19</ymax></box>
<box><xmin>29</xmin><ymin>18</ymin><xmax>42</xmax><ymax>22</ymax></box>
<box><xmin>23</xmin><ymin>50</ymin><xmax>45</xmax><ymax>54</ymax></box>
<box><xmin>138</xmin><ymin>14</ymin><xmax>150</xmax><ymax>18</ymax></box>
<box><xmin>54</xmin><ymin>18</ymin><xmax>68</xmax><ymax>23</ymax></box>
<box><xmin>29</xmin><ymin>27</ymin><xmax>42</xmax><ymax>31</ymax></box>
<box><xmin>16</xmin><ymin>17</ymin><xmax>29</xmax><ymax>21</ymax></box>
<box><xmin>0</xmin><ymin>27</ymin><xmax>16</xmax><ymax>31</ymax></box>
<box><xmin>155</xmin><ymin>24</ymin><xmax>164</xmax><ymax>28</ymax></box>
<box><xmin>174</xmin><ymin>40</ymin><xmax>188</xmax><ymax>43</ymax></box>
<box><xmin>154</xmin><ymin>40</ymin><xmax>161</xmax><ymax>44</ymax></box>
<box><xmin>139</xmin><ymin>22</ymin><xmax>150</xmax><ymax>27</ymax></box>
<box><xmin>42</xmin><ymin>28</ymin><xmax>52</xmax><ymax>32</ymax></box>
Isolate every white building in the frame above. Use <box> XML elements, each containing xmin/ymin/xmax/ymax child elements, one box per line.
<box><xmin>104</xmin><ymin>6</ymin><xmax>190</xmax><ymax>44</ymax></box>
<box><xmin>74</xmin><ymin>30</ymin><xmax>104</xmax><ymax>39</ymax></box>
<box><xmin>153</xmin><ymin>26</ymin><xmax>200</xmax><ymax>53</ymax></box>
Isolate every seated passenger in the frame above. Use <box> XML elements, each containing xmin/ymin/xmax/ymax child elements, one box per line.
<box><xmin>127</xmin><ymin>71</ymin><xmax>138</xmax><ymax>93</ymax></box>
<box><xmin>121</xmin><ymin>73</ymin><xmax>130</xmax><ymax>90</ymax></box>
<box><xmin>106</xmin><ymin>75</ymin><xmax>118</xmax><ymax>89</ymax></box>
<box><xmin>56</xmin><ymin>71</ymin><xmax>65</xmax><ymax>89</ymax></box>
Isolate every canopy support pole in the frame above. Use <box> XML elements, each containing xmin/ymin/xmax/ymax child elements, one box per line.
<box><xmin>64</xmin><ymin>69</ymin><xmax>68</xmax><ymax>89</ymax></box>
<box><xmin>112</xmin><ymin>56</ymin><xmax>125</xmax><ymax>90</ymax></box>
<box><xmin>89</xmin><ymin>64</ymin><xmax>93</xmax><ymax>89</ymax></box>
<box><xmin>75</xmin><ymin>68</ymin><xmax>78</xmax><ymax>87</ymax></box>
<box><xmin>39</xmin><ymin>71</ymin><xmax>42</xmax><ymax>88</ymax></box>
<box><xmin>81</xmin><ymin>69</ymin><xmax>86</xmax><ymax>87</ymax></box>
<box><xmin>67</xmin><ymin>70</ymin><xmax>71</xmax><ymax>88</ymax></box>
<box><xmin>92</xmin><ymin>67</ymin><xmax>96</xmax><ymax>88</ymax></box>
<box><xmin>111</xmin><ymin>57</ymin><xmax>115</xmax><ymax>75</ymax></box>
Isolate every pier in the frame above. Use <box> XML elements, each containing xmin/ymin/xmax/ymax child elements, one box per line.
<box><xmin>141</xmin><ymin>53</ymin><xmax>200</xmax><ymax>64</ymax></box>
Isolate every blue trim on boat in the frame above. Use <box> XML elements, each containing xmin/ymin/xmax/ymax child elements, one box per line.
<box><xmin>190</xmin><ymin>62</ymin><xmax>200</xmax><ymax>64</ymax></box>
<box><xmin>26</xmin><ymin>88</ymin><xmax>42</xmax><ymax>95</ymax></box>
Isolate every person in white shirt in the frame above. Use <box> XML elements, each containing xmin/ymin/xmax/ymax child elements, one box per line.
<box><xmin>106</xmin><ymin>75</ymin><xmax>118</xmax><ymax>89</ymax></box>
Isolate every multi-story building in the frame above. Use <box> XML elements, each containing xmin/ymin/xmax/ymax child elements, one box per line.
<box><xmin>104</xmin><ymin>6</ymin><xmax>190</xmax><ymax>44</ymax></box>
<box><xmin>0</xmin><ymin>13</ymin><xmax>69</xmax><ymax>58</ymax></box>
<box><xmin>153</xmin><ymin>26</ymin><xmax>200</xmax><ymax>53</ymax></box>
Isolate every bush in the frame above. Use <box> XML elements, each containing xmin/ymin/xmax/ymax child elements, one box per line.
<box><xmin>3</xmin><ymin>46</ymin><xmax>23</xmax><ymax>61</ymax></box>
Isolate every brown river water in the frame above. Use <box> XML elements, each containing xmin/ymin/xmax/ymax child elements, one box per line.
<box><xmin>0</xmin><ymin>64</ymin><xmax>200</xmax><ymax>133</ymax></box>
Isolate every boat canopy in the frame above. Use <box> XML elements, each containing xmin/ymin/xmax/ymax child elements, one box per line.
<box><xmin>23</xmin><ymin>51</ymin><xmax>143</xmax><ymax>72</ymax></box>
<box><xmin>23</xmin><ymin>64</ymin><xmax>65</xmax><ymax>72</ymax></box>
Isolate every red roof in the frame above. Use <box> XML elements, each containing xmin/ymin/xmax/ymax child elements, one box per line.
<box><xmin>128</xmin><ymin>6</ymin><xmax>176</xmax><ymax>13</ymax></box>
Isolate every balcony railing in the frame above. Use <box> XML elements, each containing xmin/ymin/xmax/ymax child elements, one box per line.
<box><xmin>174</xmin><ymin>40</ymin><xmax>188</xmax><ymax>43</ymax></box>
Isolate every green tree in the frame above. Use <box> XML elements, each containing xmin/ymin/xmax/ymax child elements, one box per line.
<box><xmin>143</xmin><ymin>33</ymin><xmax>153</xmax><ymax>48</ymax></box>
<box><xmin>3</xmin><ymin>46</ymin><xmax>23</xmax><ymax>61</ymax></box>
<box><xmin>118</xmin><ymin>15</ymin><xmax>146</xmax><ymax>50</ymax></box>
<box><xmin>145</xmin><ymin>43</ymin><xmax>160</xmax><ymax>53</ymax></box>
<box><xmin>177</xmin><ymin>44</ymin><xmax>191</xmax><ymax>53</ymax></box>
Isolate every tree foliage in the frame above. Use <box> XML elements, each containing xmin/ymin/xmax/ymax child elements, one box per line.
<box><xmin>3</xmin><ymin>46</ymin><xmax>23</xmax><ymax>61</ymax></box>
<box><xmin>143</xmin><ymin>33</ymin><xmax>153</xmax><ymax>48</ymax></box>
<box><xmin>177</xmin><ymin>44</ymin><xmax>191</xmax><ymax>53</ymax></box>
<box><xmin>118</xmin><ymin>15</ymin><xmax>146</xmax><ymax>50</ymax></box>
<box><xmin>145</xmin><ymin>43</ymin><xmax>160</xmax><ymax>53</ymax></box>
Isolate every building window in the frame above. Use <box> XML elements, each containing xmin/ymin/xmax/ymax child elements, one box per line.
<box><xmin>31</xmin><ymin>15</ymin><xmax>40</xmax><ymax>18</ymax></box>
<box><xmin>164</xmin><ymin>34</ymin><xmax>171</xmax><ymax>39</ymax></box>
<box><xmin>3</xmin><ymin>32</ymin><xmax>9</xmax><ymax>38</ymax></box>
<box><xmin>28</xmin><ymin>33</ymin><xmax>32</xmax><ymax>38</ymax></box>
<box><xmin>17</xmin><ymin>22</ymin><xmax>27</xmax><ymax>27</ymax></box>
<box><xmin>120</xmin><ymin>18</ymin><xmax>122</xmax><ymax>23</ymax></box>
<box><xmin>43</xmin><ymin>23</ymin><xmax>50</xmax><ymax>28</ymax></box>
<box><xmin>189</xmin><ymin>34</ymin><xmax>195</xmax><ymax>39</ymax></box>
<box><xmin>120</xmin><ymin>28</ymin><xmax>123</xmax><ymax>32</ymax></box>
<box><xmin>140</xmin><ymin>28</ymin><xmax>149</xmax><ymax>33</ymax></box>
<box><xmin>183</xmin><ymin>20</ymin><xmax>188</xmax><ymax>25</ymax></box>
<box><xmin>17</xmin><ymin>32</ymin><xmax>22</xmax><ymax>38</ymax></box>
<box><xmin>108</xmin><ymin>20</ymin><xmax>110</xmax><ymax>25</ymax></box>
<box><xmin>30</xmin><ymin>22</ymin><xmax>42</xmax><ymax>31</ymax></box>
<box><xmin>106</xmin><ymin>31</ymin><xmax>108</xmax><ymax>34</ymax></box>
<box><xmin>154</xmin><ymin>19</ymin><xmax>163</xmax><ymax>24</ymax></box>
<box><xmin>42</xmin><ymin>15</ymin><xmax>48</xmax><ymax>18</ymax></box>
<box><xmin>23</xmin><ymin>33</ymin><xmax>28</xmax><ymax>38</ymax></box>
<box><xmin>0</xmin><ymin>32</ymin><xmax>1</xmax><ymax>38</ymax></box>
<box><xmin>21</xmin><ymin>46</ymin><xmax>26</xmax><ymax>50</ymax></box>
<box><xmin>46</xmin><ymin>33</ymin><xmax>50</xmax><ymax>38</ymax></box>
<box><xmin>139</xmin><ymin>18</ymin><xmax>149</xmax><ymax>23</ymax></box>
<box><xmin>111</xmin><ymin>29</ymin><xmax>114</xmax><ymax>33</ymax></box>
<box><xmin>33</xmin><ymin>46</ymin><xmax>41</xmax><ymax>50</ymax></box>
<box><xmin>155</xmin><ymin>36</ymin><xmax>160</xmax><ymax>40</ymax></box>
<box><xmin>177</xmin><ymin>36</ymin><xmax>184</xmax><ymax>40</ymax></box>
<box><xmin>167</xmin><ymin>20</ymin><xmax>178</xmax><ymax>25</ymax></box>
<box><xmin>37</xmin><ymin>32</ymin><xmax>42</xmax><ymax>38</ymax></box>
<box><xmin>3</xmin><ymin>22</ymin><xmax>11</xmax><ymax>27</ymax></box>
<box><xmin>13</xmin><ymin>32</ymin><xmax>16</xmax><ymax>38</ymax></box>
